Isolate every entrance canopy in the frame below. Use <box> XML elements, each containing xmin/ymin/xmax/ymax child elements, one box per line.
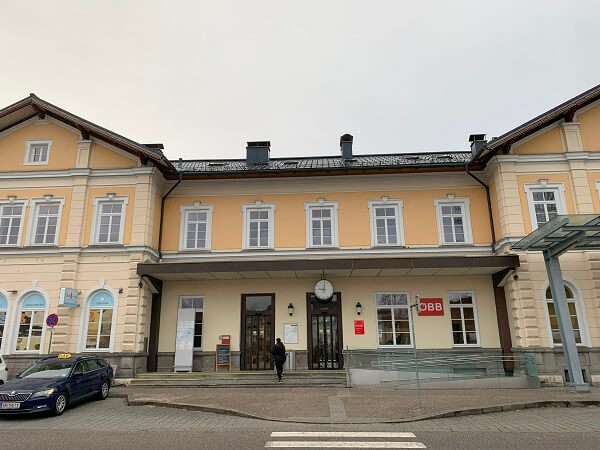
<box><xmin>512</xmin><ymin>214</ymin><xmax>599</xmax><ymax>392</ymax></box>
<box><xmin>512</xmin><ymin>214</ymin><xmax>600</xmax><ymax>255</ymax></box>
<box><xmin>137</xmin><ymin>255</ymin><xmax>519</xmax><ymax>281</ymax></box>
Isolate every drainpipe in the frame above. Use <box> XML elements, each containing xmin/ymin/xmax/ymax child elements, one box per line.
<box><xmin>465</xmin><ymin>164</ymin><xmax>496</xmax><ymax>253</ymax></box>
<box><xmin>158</xmin><ymin>159</ymin><xmax>183</xmax><ymax>260</ymax></box>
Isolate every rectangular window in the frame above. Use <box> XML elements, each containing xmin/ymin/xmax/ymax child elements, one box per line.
<box><xmin>180</xmin><ymin>205</ymin><xmax>213</xmax><ymax>250</ymax></box>
<box><xmin>449</xmin><ymin>291</ymin><xmax>479</xmax><ymax>346</ymax></box>
<box><xmin>369</xmin><ymin>200</ymin><xmax>404</xmax><ymax>246</ymax></box>
<box><xmin>243</xmin><ymin>203</ymin><xmax>274</xmax><ymax>249</ymax></box>
<box><xmin>376</xmin><ymin>293</ymin><xmax>411</xmax><ymax>347</ymax></box>
<box><xmin>25</xmin><ymin>141</ymin><xmax>51</xmax><ymax>165</ymax></box>
<box><xmin>31</xmin><ymin>202</ymin><xmax>61</xmax><ymax>245</ymax></box>
<box><xmin>434</xmin><ymin>198</ymin><xmax>473</xmax><ymax>245</ymax></box>
<box><xmin>525</xmin><ymin>183</ymin><xmax>566</xmax><ymax>230</ymax></box>
<box><xmin>180</xmin><ymin>297</ymin><xmax>204</xmax><ymax>349</ymax></box>
<box><xmin>16</xmin><ymin>310</ymin><xmax>44</xmax><ymax>352</ymax></box>
<box><xmin>0</xmin><ymin>203</ymin><xmax>25</xmax><ymax>246</ymax></box>
<box><xmin>305</xmin><ymin>202</ymin><xmax>338</xmax><ymax>247</ymax></box>
<box><xmin>92</xmin><ymin>196</ymin><xmax>128</xmax><ymax>244</ymax></box>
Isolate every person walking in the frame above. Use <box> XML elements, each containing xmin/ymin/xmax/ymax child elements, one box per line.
<box><xmin>271</xmin><ymin>338</ymin><xmax>287</xmax><ymax>384</ymax></box>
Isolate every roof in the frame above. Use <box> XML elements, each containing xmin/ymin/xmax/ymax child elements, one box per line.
<box><xmin>173</xmin><ymin>151</ymin><xmax>472</xmax><ymax>176</ymax></box>
<box><xmin>472</xmin><ymin>83</ymin><xmax>600</xmax><ymax>164</ymax></box>
<box><xmin>0</xmin><ymin>94</ymin><xmax>176</xmax><ymax>174</ymax></box>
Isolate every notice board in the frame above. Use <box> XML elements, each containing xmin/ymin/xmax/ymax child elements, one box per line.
<box><xmin>215</xmin><ymin>344</ymin><xmax>231</xmax><ymax>371</ymax></box>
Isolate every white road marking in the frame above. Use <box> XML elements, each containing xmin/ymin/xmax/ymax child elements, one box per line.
<box><xmin>270</xmin><ymin>432</ymin><xmax>416</xmax><ymax>438</ymax></box>
<box><xmin>265</xmin><ymin>442</ymin><xmax>426</xmax><ymax>448</ymax></box>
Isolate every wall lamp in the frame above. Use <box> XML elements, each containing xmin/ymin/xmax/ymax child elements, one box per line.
<box><xmin>118</xmin><ymin>288</ymin><xmax>124</xmax><ymax>294</ymax></box>
<box><xmin>288</xmin><ymin>303</ymin><xmax>294</xmax><ymax>316</ymax></box>
<box><xmin>356</xmin><ymin>302</ymin><xmax>362</xmax><ymax>315</ymax></box>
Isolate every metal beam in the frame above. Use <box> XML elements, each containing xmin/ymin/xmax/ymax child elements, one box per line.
<box><xmin>543</xmin><ymin>252</ymin><xmax>589</xmax><ymax>391</ymax></box>
<box><xmin>548</xmin><ymin>231</ymin><xmax>584</xmax><ymax>258</ymax></box>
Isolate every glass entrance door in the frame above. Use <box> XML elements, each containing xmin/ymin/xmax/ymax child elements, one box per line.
<box><xmin>307</xmin><ymin>293</ymin><xmax>343</xmax><ymax>369</ymax></box>
<box><xmin>241</xmin><ymin>294</ymin><xmax>275</xmax><ymax>370</ymax></box>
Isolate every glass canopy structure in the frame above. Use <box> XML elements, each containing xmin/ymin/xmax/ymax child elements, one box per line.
<box><xmin>512</xmin><ymin>214</ymin><xmax>600</xmax><ymax>392</ymax></box>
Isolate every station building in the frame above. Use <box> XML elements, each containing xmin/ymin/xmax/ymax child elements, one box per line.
<box><xmin>1</xmin><ymin>86</ymin><xmax>600</xmax><ymax>385</ymax></box>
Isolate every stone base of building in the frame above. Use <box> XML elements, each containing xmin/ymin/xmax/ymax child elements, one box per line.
<box><xmin>514</xmin><ymin>347</ymin><xmax>600</xmax><ymax>386</ymax></box>
<box><xmin>3</xmin><ymin>352</ymin><xmax>148</xmax><ymax>379</ymax></box>
<box><xmin>155</xmin><ymin>350</ymin><xmax>309</xmax><ymax>372</ymax></box>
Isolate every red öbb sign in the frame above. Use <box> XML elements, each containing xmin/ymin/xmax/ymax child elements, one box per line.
<box><xmin>418</xmin><ymin>298</ymin><xmax>444</xmax><ymax>316</ymax></box>
<box><xmin>354</xmin><ymin>320</ymin><xmax>365</xmax><ymax>334</ymax></box>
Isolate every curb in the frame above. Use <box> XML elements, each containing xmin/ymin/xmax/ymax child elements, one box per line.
<box><xmin>108</xmin><ymin>392</ymin><xmax>600</xmax><ymax>424</ymax></box>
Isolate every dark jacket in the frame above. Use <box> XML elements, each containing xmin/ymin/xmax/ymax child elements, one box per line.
<box><xmin>271</xmin><ymin>342</ymin><xmax>286</xmax><ymax>364</ymax></box>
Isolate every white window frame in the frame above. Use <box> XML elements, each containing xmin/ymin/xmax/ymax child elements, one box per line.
<box><xmin>304</xmin><ymin>200</ymin><xmax>339</xmax><ymax>248</ymax></box>
<box><xmin>179</xmin><ymin>296</ymin><xmax>204</xmax><ymax>350</ymax></box>
<box><xmin>179</xmin><ymin>204</ymin><xmax>214</xmax><ymax>251</ymax></box>
<box><xmin>26</xmin><ymin>197</ymin><xmax>65</xmax><ymax>246</ymax></box>
<box><xmin>542</xmin><ymin>281</ymin><xmax>590</xmax><ymax>348</ymax></box>
<box><xmin>90</xmin><ymin>195</ymin><xmax>129</xmax><ymax>245</ymax></box>
<box><xmin>78</xmin><ymin>285</ymin><xmax>119</xmax><ymax>353</ymax></box>
<box><xmin>434</xmin><ymin>196</ymin><xmax>473</xmax><ymax>245</ymax></box>
<box><xmin>368</xmin><ymin>198</ymin><xmax>405</xmax><ymax>247</ymax></box>
<box><xmin>0</xmin><ymin>198</ymin><xmax>28</xmax><ymax>247</ymax></box>
<box><xmin>242</xmin><ymin>201</ymin><xmax>275</xmax><ymax>249</ymax></box>
<box><xmin>448</xmin><ymin>291</ymin><xmax>481</xmax><ymax>347</ymax></box>
<box><xmin>24</xmin><ymin>140</ymin><xmax>52</xmax><ymax>165</ymax></box>
<box><xmin>12</xmin><ymin>289</ymin><xmax>49</xmax><ymax>355</ymax></box>
<box><xmin>374</xmin><ymin>292</ymin><xmax>413</xmax><ymax>349</ymax></box>
<box><xmin>524</xmin><ymin>182</ymin><xmax>567</xmax><ymax>231</ymax></box>
<box><xmin>0</xmin><ymin>289</ymin><xmax>10</xmax><ymax>355</ymax></box>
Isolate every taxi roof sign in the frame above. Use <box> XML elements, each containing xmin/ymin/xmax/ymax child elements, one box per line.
<box><xmin>57</xmin><ymin>353</ymin><xmax>72</xmax><ymax>359</ymax></box>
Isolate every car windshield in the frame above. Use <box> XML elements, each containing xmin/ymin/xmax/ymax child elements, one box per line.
<box><xmin>19</xmin><ymin>362</ymin><xmax>73</xmax><ymax>378</ymax></box>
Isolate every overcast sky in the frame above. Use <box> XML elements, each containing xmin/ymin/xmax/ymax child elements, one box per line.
<box><xmin>1</xmin><ymin>1</ymin><xmax>599</xmax><ymax>160</ymax></box>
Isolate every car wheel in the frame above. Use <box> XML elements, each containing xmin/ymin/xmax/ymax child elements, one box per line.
<box><xmin>53</xmin><ymin>392</ymin><xmax>68</xmax><ymax>416</ymax></box>
<box><xmin>98</xmin><ymin>380</ymin><xmax>110</xmax><ymax>400</ymax></box>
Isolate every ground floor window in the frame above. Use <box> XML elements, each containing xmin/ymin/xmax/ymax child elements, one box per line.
<box><xmin>376</xmin><ymin>293</ymin><xmax>411</xmax><ymax>347</ymax></box>
<box><xmin>180</xmin><ymin>297</ymin><xmax>204</xmax><ymax>349</ymax></box>
<box><xmin>16</xmin><ymin>293</ymin><xmax>46</xmax><ymax>352</ymax></box>
<box><xmin>449</xmin><ymin>291</ymin><xmax>479</xmax><ymax>346</ymax></box>
<box><xmin>0</xmin><ymin>294</ymin><xmax>6</xmax><ymax>350</ymax></box>
<box><xmin>85</xmin><ymin>291</ymin><xmax>115</xmax><ymax>350</ymax></box>
<box><xmin>545</xmin><ymin>284</ymin><xmax>584</xmax><ymax>345</ymax></box>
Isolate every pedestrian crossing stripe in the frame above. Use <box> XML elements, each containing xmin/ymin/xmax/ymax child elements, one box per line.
<box><xmin>265</xmin><ymin>442</ymin><xmax>426</xmax><ymax>449</ymax></box>
<box><xmin>270</xmin><ymin>432</ymin><xmax>416</xmax><ymax>438</ymax></box>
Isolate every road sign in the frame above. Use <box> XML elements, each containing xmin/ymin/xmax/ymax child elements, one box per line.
<box><xmin>46</xmin><ymin>313</ymin><xmax>59</xmax><ymax>328</ymax></box>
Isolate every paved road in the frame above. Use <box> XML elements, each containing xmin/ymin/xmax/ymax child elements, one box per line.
<box><xmin>1</xmin><ymin>398</ymin><xmax>599</xmax><ymax>449</ymax></box>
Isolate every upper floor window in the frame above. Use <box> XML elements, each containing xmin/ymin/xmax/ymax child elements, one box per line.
<box><xmin>449</xmin><ymin>291</ymin><xmax>479</xmax><ymax>346</ymax></box>
<box><xmin>91</xmin><ymin>195</ymin><xmax>128</xmax><ymax>245</ymax></box>
<box><xmin>180</xmin><ymin>204</ymin><xmax>213</xmax><ymax>250</ymax></box>
<box><xmin>0</xmin><ymin>198</ymin><xmax>27</xmax><ymax>246</ymax></box>
<box><xmin>524</xmin><ymin>182</ymin><xmax>566</xmax><ymax>230</ymax></box>
<box><xmin>27</xmin><ymin>198</ymin><xmax>65</xmax><ymax>246</ymax></box>
<box><xmin>434</xmin><ymin>197</ymin><xmax>473</xmax><ymax>245</ymax></box>
<box><xmin>368</xmin><ymin>198</ymin><xmax>404</xmax><ymax>246</ymax></box>
<box><xmin>305</xmin><ymin>201</ymin><xmax>338</xmax><ymax>247</ymax></box>
<box><xmin>242</xmin><ymin>202</ymin><xmax>275</xmax><ymax>249</ymax></box>
<box><xmin>25</xmin><ymin>140</ymin><xmax>51</xmax><ymax>165</ymax></box>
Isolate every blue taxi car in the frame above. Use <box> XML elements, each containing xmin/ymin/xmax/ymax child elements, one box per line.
<box><xmin>0</xmin><ymin>354</ymin><xmax>113</xmax><ymax>416</ymax></box>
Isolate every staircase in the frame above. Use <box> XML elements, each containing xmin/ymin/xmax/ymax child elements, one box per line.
<box><xmin>129</xmin><ymin>370</ymin><xmax>348</xmax><ymax>388</ymax></box>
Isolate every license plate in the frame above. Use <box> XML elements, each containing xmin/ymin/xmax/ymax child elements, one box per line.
<box><xmin>0</xmin><ymin>402</ymin><xmax>20</xmax><ymax>410</ymax></box>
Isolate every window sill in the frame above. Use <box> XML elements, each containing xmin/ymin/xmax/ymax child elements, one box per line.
<box><xmin>438</xmin><ymin>243</ymin><xmax>474</xmax><ymax>247</ymax></box>
<box><xmin>24</xmin><ymin>244</ymin><xmax>59</xmax><ymax>249</ymax></box>
<box><xmin>83</xmin><ymin>349</ymin><xmax>111</xmax><ymax>353</ymax></box>
<box><xmin>306</xmin><ymin>246</ymin><xmax>340</xmax><ymax>250</ymax></box>
<box><xmin>242</xmin><ymin>247</ymin><xmax>275</xmax><ymax>252</ymax></box>
<box><xmin>371</xmin><ymin>244</ymin><xmax>406</xmax><ymax>249</ymax></box>
<box><xmin>377</xmin><ymin>345</ymin><xmax>414</xmax><ymax>349</ymax></box>
<box><xmin>24</xmin><ymin>162</ymin><xmax>49</xmax><ymax>166</ymax></box>
<box><xmin>88</xmin><ymin>243</ymin><xmax>125</xmax><ymax>248</ymax></box>
<box><xmin>452</xmin><ymin>344</ymin><xmax>481</xmax><ymax>348</ymax></box>
<box><xmin>178</xmin><ymin>248</ymin><xmax>211</xmax><ymax>253</ymax></box>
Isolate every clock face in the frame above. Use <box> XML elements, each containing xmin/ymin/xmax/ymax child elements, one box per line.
<box><xmin>314</xmin><ymin>279</ymin><xmax>334</xmax><ymax>301</ymax></box>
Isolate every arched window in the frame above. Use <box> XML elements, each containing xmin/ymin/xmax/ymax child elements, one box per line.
<box><xmin>16</xmin><ymin>293</ymin><xmax>46</xmax><ymax>352</ymax></box>
<box><xmin>84</xmin><ymin>291</ymin><xmax>114</xmax><ymax>350</ymax></box>
<box><xmin>0</xmin><ymin>293</ymin><xmax>7</xmax><ymax>351</ymax></box>
<box><xmin>545</xmin><ymin>283</ymin><xmax>586</xmax><ymax>345</ymax></box>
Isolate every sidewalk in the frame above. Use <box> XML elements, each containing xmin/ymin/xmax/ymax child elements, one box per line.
<box><xmin>110</xmin><ymin>385</ymin><xmax>600</xmax><ymax>424</ymax></box>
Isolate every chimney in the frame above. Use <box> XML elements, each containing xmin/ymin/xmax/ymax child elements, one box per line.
<box><xmin>469</xmin><ymin>134</ymin><xmax>487</xmax><ymax>156</ymax></box>
<box><xmin>246</xmin><ymin>141</ymin><xmax>271</xmax><ymax>165</ymax></box>
<box><xmin>340</xmin><ymin>134</ymin><xmax>353</xmax><ymax>159</ymax></box>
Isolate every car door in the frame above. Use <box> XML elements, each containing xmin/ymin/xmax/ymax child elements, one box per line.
<box><xmin>83</xmin><ymin>359</ymin><xmax>102</xmax><ymax>396</ymax></box>
<box><xmin>70</xmin><ymin>361</ymin><xmax>89</xmax><ymax>400</ymax></box>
